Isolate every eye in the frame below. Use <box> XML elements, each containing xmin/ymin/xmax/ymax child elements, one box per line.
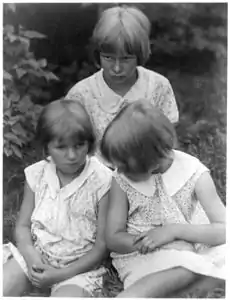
<box><xmin>56</xmin><ymin>144</ymin><xmax>66</xmax><ymax>150</ymax></box>
<box><xmin>74</xmin><ymin>142</ymin><xmax>86</xmax><ymax>149</ymax></box>
<box><xmin>101</xmin><ymin>54</ymin><xmax>112</xmax><ymax>60</ymax></box>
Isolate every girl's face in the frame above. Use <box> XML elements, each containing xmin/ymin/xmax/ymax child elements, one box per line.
<box><xmin>100</xmin><ymin>52</ymin><xmax>137</xmax><ymax>87</ymax></box>
<box><xmin>48</xmin><ymin>139</ymin><xmax>89</xmax><ymax>175</ymax></box>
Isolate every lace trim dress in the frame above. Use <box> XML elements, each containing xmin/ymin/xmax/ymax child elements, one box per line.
<box><xmin>111</xmin><ymin>150</ymin><xmax>225</xmax><ymax>288</ymax></box>
<box><xmin>3</xmin><ymin>156</ymin><xmax>112</xmax><ymax>293</ymax></box>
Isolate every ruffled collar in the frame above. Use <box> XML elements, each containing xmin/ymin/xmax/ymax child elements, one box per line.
<box><xmin>43</xmin><ymin>156</ymin><xmax>94</xmax><ymax>199</ymax></box>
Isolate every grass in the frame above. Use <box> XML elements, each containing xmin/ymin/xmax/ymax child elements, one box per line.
<box><xmin>3</xmin><ymin>62</ymin><xmax>226</xmax><ymax>297</ymax></box>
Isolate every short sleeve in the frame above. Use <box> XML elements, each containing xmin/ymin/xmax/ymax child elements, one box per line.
<box><xmin>192</xmin><ymin>160</ymin><xmax>210</xmax><ymax>185</ymax></box>
<box><xmin>24</xmin><ymin>160</ymin><xmax>46</xmax><ymax>192</ymax></box>
<box><xmin>156</xmin><ymin>78</ymin><xmax>179</xmax><ymax>124</ymax></box>
<box><xmin>65</xmin><ymin>83</ymin><xmax>84</xmax><ymax>105</ymax></box>
<box><xmin>96</xmin><ymin>167</ymin><xmax>113</xmax><ymax>201</ymax></box>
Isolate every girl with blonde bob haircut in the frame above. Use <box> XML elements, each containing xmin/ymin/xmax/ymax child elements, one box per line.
<box><xmin>66</xmin><ymin>5</ymin><xmax>179</xmax><ymax>167</ymax></box>
<box><xmin>91</xmin><ymin>5</ymin><xmax>151</xmax><ymax>66</ymax></box>
<box><xmin>100</xmin><ymin>100</ymin><xmax>226</xmax><ymax>298</ymax></box>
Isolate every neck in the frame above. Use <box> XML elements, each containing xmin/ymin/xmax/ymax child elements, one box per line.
<box><xmin>57</xmin><ymin>161</ymin><xmax>86</xmax><ymax>187</ymax></box>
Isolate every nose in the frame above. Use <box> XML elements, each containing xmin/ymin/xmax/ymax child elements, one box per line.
<box><xmin>112</xmin><ymin>59</ymin><xmax>122</xmax><ymax>74</ymax></box>
<box><xmin>66</xmin><ymin>147</ymin><xmax>77</xmax><ymax>160</ymax></box>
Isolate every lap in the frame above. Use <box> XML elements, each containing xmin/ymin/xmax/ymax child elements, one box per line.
<box><xmin>51</xmin><ymin>284</ymin><xmax>91</xmax><ymax>297</ymax></box>
<box><xmin>51</xmin><ymin>269</ymin><xmax>105</xmax><ymax>297</ymax></box>
<box><xmin>117</xmin><ymin>267</ymin><xmax>197</xmax><ymax>298</ymax></box>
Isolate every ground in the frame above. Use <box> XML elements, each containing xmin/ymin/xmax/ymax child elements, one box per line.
<box><xmin>3</xmin><ymin>64</ymin><xmax>226</xmax><ymax>297</ymax></box>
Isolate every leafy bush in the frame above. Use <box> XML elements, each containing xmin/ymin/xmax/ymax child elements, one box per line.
<box><xmin>3</xmin><ymin>4</ymin><xmax>59</xmax><ymax>159</ymax></box>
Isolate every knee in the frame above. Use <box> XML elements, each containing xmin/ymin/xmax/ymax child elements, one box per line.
<box><xmin>50</xmin><ymin>285</ymin><xmax>91</xmax><ymax>297</ymax></box>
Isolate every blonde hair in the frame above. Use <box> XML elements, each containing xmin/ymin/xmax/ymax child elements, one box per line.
<box><xmin>91</xmin><ymin>5</ymin><xmax>151</xmax><ymax>66</ymax></box>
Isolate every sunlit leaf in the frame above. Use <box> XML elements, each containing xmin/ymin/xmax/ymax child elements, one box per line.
<box><xmin>22</xmin><ymin>30</ymin><xmax>47</xmax><ymax>39</ymax></box>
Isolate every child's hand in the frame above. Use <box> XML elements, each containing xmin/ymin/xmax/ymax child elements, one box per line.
<box><xmin>133</xmin><ymin>225</ymin><xmax>177</xmax><ymax>254</ymax></box>
<box><xmin>25</xmin><ymin>247</ymin><xmax>48</xmax><ymax>282</ymax></box>
<box><xmin>30</xmin><ymin>266</ymin><xmax>65</xmax><ymax>288</ymax></box>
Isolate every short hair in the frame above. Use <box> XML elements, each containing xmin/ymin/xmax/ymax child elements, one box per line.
<box><xmin>100</xmin><ymin>100</ymin><xmax>177</xmax><ymax>174</ymax></box>
<box><xmin>36</xmin><ymin>99</ymin><xmax>96</xmax><ymax>157</ymax></box>
<box><xmin>91</xmin><ymin>5</ymin><xmax>151</xmax><ymax>66</ymax></box>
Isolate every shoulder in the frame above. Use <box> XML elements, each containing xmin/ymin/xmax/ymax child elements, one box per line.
<box><xmin>65</xmin><ymin>70</ymin><xmax>100</xmax><ymax>99</ymax></box>
<box><xmin>89</xmin><ymin>156</ymin><xmax>113</xmax><ymax>183</ymax></box>
<box><xmin>162</xmin><ymin>150</ymin><xmax>209</xmax><ymax>195</ymax></box>
<box><xmin>24</xmin><ymin>159</ymin><xmax>49</xmax><ymax>191</ymax></box>
<box><xmin>139</xmin><ymin>66</ymin><xmax>171</xmax><ymax>86</ymax></box>
<box><xmin>88</xmin><ymin>156</ymin><xmax>113</xmax><ymax>199</ymax></box>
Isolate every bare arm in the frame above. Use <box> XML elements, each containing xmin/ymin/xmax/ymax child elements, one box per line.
<box><xmin>15</xmin><ymin>182</ymin><xmax>36</xmax><ymax>259</ymax></box>
<box><xmin>15</xmin><ymin>181</ymin><xmax>47</xmax><ymax>276</ymax></box>
<box><xmin>57</xmin><ymin>192</ymin><xmax>110</xmax><ymax>280</ymax></box>
<box><xmin>174</xmin><ymin>171</ymin><xmax>226</xmax><ymax>245</ymax></box>
<box><xmin>105</xmin><ymin>178</ymin><xmax>138</xmax><ymax>254</ymax></box>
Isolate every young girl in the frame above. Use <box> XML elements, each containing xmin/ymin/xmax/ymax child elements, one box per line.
<box><xmin>3</xmin><ymin>99</ymin><xmax>112</xmax><ymax>297</ymax></box>
<box><xmin>66</xmin><ymin>5</ymin><xmax>178</xmax><ymax>166</ymax></box>
<box><xmin>100</xmin><ymin>100</ymin><xmax>226</xmax><ymax>298</ymax></box>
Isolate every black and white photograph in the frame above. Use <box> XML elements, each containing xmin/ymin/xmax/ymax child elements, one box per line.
<box><xmin>2</xmin><ymin>2</ymin><xmax>227</xmax><ymax>298</ymax></box>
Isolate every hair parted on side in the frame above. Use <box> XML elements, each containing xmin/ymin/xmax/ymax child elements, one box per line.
<box><xmin>36</xmin><ymin>99</ymin><xmax>96</xmax><ymax>157</ymax></box>
<box><xmin>91</xmin><ymin>5</ymin><xmax>151</xmax><ymax>66</ymax></box>
<box><xmin>100</xmin><ymin>100</ymin><xmax>177</xmax><ymax>174</ymax></box>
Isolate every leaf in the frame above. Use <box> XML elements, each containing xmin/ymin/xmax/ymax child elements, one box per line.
<box><xmin>11</xmin><ymin>144</ymin><xmax>23</xmax><ymax>159</ymax></box>
<box><xmin>4</xmin><ymin>146</ymin><xmax>13</xmax><ymax>157</ymax></box>
<box><xmin>3</xmin><ymin>96</ymin><xmax>12</xmax><ymax>111</ymax></box>
<box><xmin>18</xmin><ymin>95</ymin><xmax>33</xmax><ymax>113</ymax></box>
<box><xmin>11</xmin><ymin>123</ymin><xmax>28</xmax><ymax>139</ymax></box>
<box><xmin>19</xmin><ymin>59</ymin><xmax>40</xmax><ymax>70</ymax></box>
<box><xmin>5</xmin><ymin>3</ymin><xmax>16</xmax><ymax>13</ymax></box>
<box><xmin>43</xmin><ymin>71</ymin><xmax>59</xmax><ymax>81</ymax></box>
<box><xmin>38</xmin><ymin>59</ymin><xmax>47</xmax><ymax>68</ymax></box>
<box><xmin>22</xmin><ymin>30</ymin><xmax>47</xmax><ymax>39</ymax></box>
<box><xmin>16</xmin><ymin>68</ymin><xmax>28</xmax><ymax>79</ymax></box>
<box><xmin>3</xmin><ymin>70</ymin><xmax>13</xmax><ymax>81</ymax></box>
<box><xmin>4</xmin><ymin>132</ymin><xmax>23</xmax><ymax>146</ymax></box>
<box><xmin>9</xmin><ymin>93</ymin><xmax>20</xmax><ymax>104</ymax></box>
<box><xmin>4</xmin><ymin>25</ymin><xmax>14</xmax><ymax>35</ymax></box>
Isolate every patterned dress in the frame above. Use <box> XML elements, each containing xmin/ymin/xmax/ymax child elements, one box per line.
<box><xmin>3</xmin><ymin>156</ymin><xmax>112</xmax><ymax>294</ymax></box>
<box><xmin>111</xmin><ymin>150</ymin><xmax>226</xmax><ymax>288</ymax></box>
<box><xmin>66</xmin><ymin>66</ymin><xmax>178</xmax><ymax>165</ymax></box>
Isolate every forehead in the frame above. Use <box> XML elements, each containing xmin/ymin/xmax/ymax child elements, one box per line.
<box><xmin>100</xmin><ymin>52</ymin><xmax>136</xmax><ymax>58</ymax></box>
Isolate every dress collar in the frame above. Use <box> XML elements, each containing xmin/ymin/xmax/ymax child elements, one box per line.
<box><xmin>43</xmin><ymin>156</ymin><xmax>94</xmax><ymax>199</ymax></box>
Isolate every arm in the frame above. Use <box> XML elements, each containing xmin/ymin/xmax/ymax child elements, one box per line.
<box><xmin>62</xmin><ymin>192</ymin><xmax>110</xmax><ymax>278</ymax></box>
<box><xmin>173</xmin><ymin>171</ymin><xmax>226</xmax><ymax>246</ymax></box>
<box><xmin>15</xmin><ymin>181</ymin><xmax>47</xmax><ymax>271</ymax></box>
<box><xmin>134</xmin><ymin>171</ymin><xmax>226</xmax><ymax>253</ymax></box>
<box><xmin>33</xmin><ymin>192</ymin><xmax>111</xmax><ymax>287</ymax></box>
<box><xmin>105</xmin><ymin>178</ymin><xmax>138</xmax><ymax>254</ymax></box>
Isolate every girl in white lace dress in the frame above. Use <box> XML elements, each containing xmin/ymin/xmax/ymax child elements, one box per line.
<box><xmin>66</xmin><ymin>5</ymin><xmax>178</xmax><ymax>165</ymax></box>
<box><xmin>3</xmin><ymin>100</ymin><xmax>112</xmax><ymax>297</ymax></box>
<box><xmin>100</xmin><ymin>100</ymin><xmax>226</xmax><ymax>298</ymax></box>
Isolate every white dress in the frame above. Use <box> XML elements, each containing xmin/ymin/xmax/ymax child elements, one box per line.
<box><xmin>66</xmin><ymin>66</ymin><xmax>179</xmax><ymax>165</ymax></box>
<box><xmin>111</xmin><ymin>150</ymin><xmax>226</xmax><ymax>289</ymax></box>
<box><xmin>3</xmin><ymin>156</ymin><xmax>112</xmax><ymax>294</ymax></box>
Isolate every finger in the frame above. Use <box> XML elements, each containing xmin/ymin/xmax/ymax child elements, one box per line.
<box><xmin>140</xmin><ymin>244</ymin><xmax>149</xmax><ymax>254</ymax></box>
<box><xmin>142</xmin><ymin>238</ymin><xmax>154</xmax><ymax>249</ymax></box>
<box><xmin>147</xmin><ymin>241</ymin><xmax>158</xmax><ymax>252</ymax></box>
<box><xmin>133</xmin><ymin>234</ymin><xmax>145</xmax><ymax>245</ymax></box>
<box><xmin>31</xmin><ymin>269</ymin><xmax>43</xmax><ymax>281</ymax></box>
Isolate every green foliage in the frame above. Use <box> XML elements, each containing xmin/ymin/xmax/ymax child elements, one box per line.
<box><xmin>3</xmin><ymin>4</ymin><xmax>59</xmax><ymax>159</ymax></box>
